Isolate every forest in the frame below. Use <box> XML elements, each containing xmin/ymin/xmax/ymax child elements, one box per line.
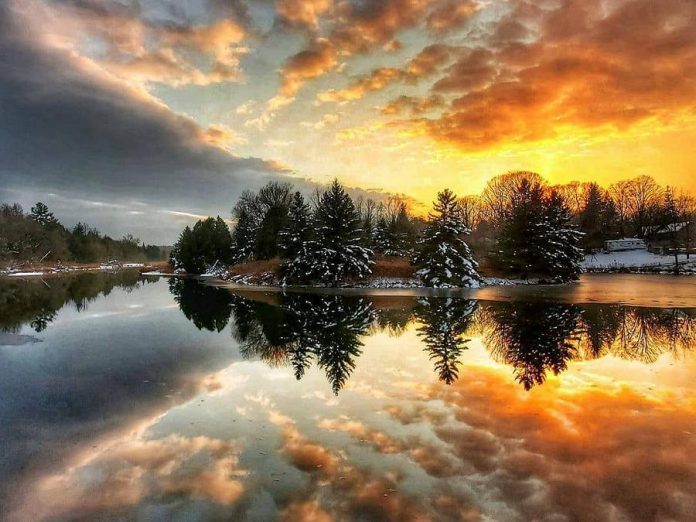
<box><xmin>170</xmin><ymin>171</ymin><xmax>695</xmax><ymax>285</ymax></box>
<box><xmin>0</xmin><ymin>202</ymin><xmax>167</xmax><ymax>265</ymax></box>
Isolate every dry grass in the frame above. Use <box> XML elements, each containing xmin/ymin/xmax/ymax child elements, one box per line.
<box><xmin>226</xmin><ymin>256</ymin><xmax>416</xmax><ymax>279</ymax></box>
<box><xmin>228</xmin><ymin>258</ymin><xmax>282</xmax><ymax>276</ymax></box>
<box><xmin>372</xmin><ymin>256</ymin><xmax>416</xmax><ymax>278</ymax></box>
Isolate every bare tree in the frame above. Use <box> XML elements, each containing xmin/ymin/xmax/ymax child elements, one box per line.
<box><xmin>676</xmin><ymin>191</ymin><xmax>696</xmax><ymax>260</ymax></box>
<box><xmin>608</xmin><ymin>179</ymin><xmax>632</xmax><ymax>237</ymax></box>
<box><xmin>626</xmin><ymin>175</ymin><xmax>663</xmax><ymax>235</ymax></box>
<box><xmin>480</xmin><ymin>171</ymin><xmax>545</xmax><ymax>229</ymax></box>
<box><xmin>457</xmin><ymin>195</ymin><xmax>482</xmax><ymax>230</ymax></box>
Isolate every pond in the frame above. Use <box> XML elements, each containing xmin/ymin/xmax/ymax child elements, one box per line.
<box><xmin>1</xmin><ymin>273</ymin><xmax>695</xmax><ymax>521</ymax></box>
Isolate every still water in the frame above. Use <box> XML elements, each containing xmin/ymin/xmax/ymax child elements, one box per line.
<box><xmin>1</xmin><ymin>272</ymin><xmax>695</xmax><ymax>521</ymax></box>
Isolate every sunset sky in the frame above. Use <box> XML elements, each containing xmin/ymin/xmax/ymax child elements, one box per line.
<box><xmin>1</xmin><ymin>0</ymin><xmax>695</xmax><ymax>242</ymax></box>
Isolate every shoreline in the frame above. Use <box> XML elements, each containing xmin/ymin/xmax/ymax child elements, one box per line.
<box><xmin>0</xmin><ymin>262</ymin><xmax>168</xmax><ymax>278</ymax></box>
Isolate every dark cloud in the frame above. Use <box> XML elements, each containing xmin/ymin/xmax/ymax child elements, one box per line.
<box><xmin>0</xmin><ymin>4</ymin><xmax>312</xmax><ymax>243</ymax></box>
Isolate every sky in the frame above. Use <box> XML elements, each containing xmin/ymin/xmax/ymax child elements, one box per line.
<box><xmin>1</xmin><ymin>0</ymin><xmax>695</xmax><ymax>243</ymax></box>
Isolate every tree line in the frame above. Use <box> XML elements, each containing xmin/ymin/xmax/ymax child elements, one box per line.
<box><xmin>170</xmin><ymin>175</ymin><xmax>581</xmax><ymax>284</ymax></box>
<box><xmin>0</xmin><ymin>202</ymin><xmax>167</xmax><ymax>265</ymax></box>
<box><xmin>170</xmin><ymin>172</ymin><xmax>694</xmax><ymax>284</ymax></box>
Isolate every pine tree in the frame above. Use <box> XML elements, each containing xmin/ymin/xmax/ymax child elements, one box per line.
<box><xmin>579</xmin><ymin>183</ymin><xmax>616</xmax><ymax>251</ymax></box>
<box><xmin>493</xmin><ymin>178</ymin><xmax>547</xmax><ymax>278</ymax></box>
<box><xmin>284</xmin><ymin>180</ymin><xmax>373</xmax><ymax>286</ymax></box>
<box><xmin>543</xmin><ymin>191</ymin><xmax>584</xmax><ymax>281</ymax></box>
<box><xmin>372</xmin><ymin>216</ymin><xmax>390</xmax><ymax>254</ymax></box>
<box><xmin>231</xmin><ymin>207</ymin><xmax>256</xmax><ymax>263</ymax></box>
<box><xmin>30</xmin><ymin>202</ymin><xmax>58</xmax><ymax>227</ymax></box>
<box><xmin>494</xmin><ymin>182</ymin><xmax>583</xmax><ymax>281</ymax></box>
<box><xmin>279</xmin><ymin>191</ymin><xmax>312</xmax><ymax>259</ymax></box>
<box><xmin>414</xmin><ymin>189</ymin><xmax>480</xmax><ymax>287</ymax></box>
<box><xmin>169</xmin><ymin>217</ymin><xmax>232</xmax><ymax>273</ymax></box>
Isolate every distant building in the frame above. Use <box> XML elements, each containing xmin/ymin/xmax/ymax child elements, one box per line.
<box><xmin>604</xmin><ymin>238</ymin><xmax>647</xmax><ymax>252</ymax></box>
<box><xmin>642</xmin><ymin>221</ymin><xmax>694</xmax><ymax>255</ymax></box>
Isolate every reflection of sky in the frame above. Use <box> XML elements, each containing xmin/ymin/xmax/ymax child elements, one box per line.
<box><xmin>4</xmin><ymin>283</ymin><xmax>695</xmax><ymax>521</ymax></box>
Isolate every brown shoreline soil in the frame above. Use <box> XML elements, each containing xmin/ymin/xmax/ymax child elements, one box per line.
<box><xmin>227</xmin><ymin>256</ymin><xmax>509</xmax><ymax>280</ymax></box>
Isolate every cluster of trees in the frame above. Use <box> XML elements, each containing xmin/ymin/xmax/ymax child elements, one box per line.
<box><xmin>170</xmin><ymin>172</ymin><xmax>694</xmax><ymax>283</ymax></box>
<box><xmin>171</xmin><ymin>180</ymin><xmax>427</xmax><ymax>284</ymax></box>
<box><xmin>0</xmin><ymin>202</ymin><xmax>166</xmax><ymax>265</ymax></box>
<box><xmin>472</xmin><ymin>172</ymin><xmax>695</xmax><ymax>252</ymax></box>
<box><xmin>172</xmin><ymin>176</ymin><xmax>585</xmax><ymax>284</ymax></box>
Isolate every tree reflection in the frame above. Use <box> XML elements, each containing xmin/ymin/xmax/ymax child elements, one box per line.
<box><xmin>480</xmin><ymin>302</ymin><xmax>582</xmax><ymax>390</ymax></box>
<box><xmin>0</xmin><ymin>271</ymin><xmax>147</xmax><ymax>333</ymax></box>
<box><xmin>165</xmin><ymin>282</ymin><xmax>696</xmax><ymax>392</ymax></box>
<box><xmin>414</xmin><ymin>298</ymin><xmax>477</xmax><ymax>384</ymax></box>
<box><xmin>230</xmin><ymin>293</ymin><xmax>375</xmax><ymax>394</ymax></box>
<box><xmin>577</xmin><ymin>305</ymin><xmax>696</xmax><ymax>362</ymax></box>
<box><xmin>168</xmin><ymin>279</ymin><xmax>233</xmax><ymax>332</ymax></box>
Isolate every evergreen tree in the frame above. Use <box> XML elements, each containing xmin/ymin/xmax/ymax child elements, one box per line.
<box><xmin>492</xmin><ymin>178</ymin><xmax>547</xmax><ymax>278</ymax></box>
<box><xmin>231</xmin><ymin>207</ymin><xmax>256</xmax><ymax>263</ymax></box>
<box><xmin>543</xmin><ymin>191</ymin><xmax>584</xmax><ymax>281</ymax></box>
<box><xmin>169</xmin><ymin>217</ymin><xmax>232</xmax><ymax>273</ymax></box>
<box><xmin>414</xmin><ymin>189</ymin><xmax>480</xmax><ymax>287</ymax></box>
<box><xmin>279</xmin><ymin>191</ymin><xmax>312</xmax><ymax>259</ymax></box>
<box><xmin>387</xmin><ymin>203</ymin><xmax>416</xmax><ymax>256</ymax></box>
<box><xmin>579</xmin><ymin>183</ymin><xmax>616</xmax><ymax>250</ymax></box>
<box><xmin>372</xmin><ymin>216</ymin><xmax>390</xmax><ymax>254</ymax></box>
<box><xmin>30</xmin><ymin>202</ymin><xmax>58</xmax><ymax>227</ymax></box>
<box><xmin>493</xmin><ymin>180</ymin><xmax>582</xmax><ymax>281</ymax></box>
<box><xmin>284</xmin><ymin>180</ymin><xmax>373</xmax><ymax>286</ymax></box>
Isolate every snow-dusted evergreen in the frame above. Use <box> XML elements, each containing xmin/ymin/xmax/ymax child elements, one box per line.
<box><xmin>414</xmin><ymin>189</ymin><xmax>481</xmax><ymax>288</ymax></box>
<box><xmin>284</xmin><ymin>180</ymin><xmax>373</xmax><ymax>286</ymax></box>
<box><xmin>230</xmin><ymin>207</ymin><xmax>256</xmax><ymax>263</ymax></box>
<box><xmin>543</xmin><ymin>191</ymin><xmax>584</xmax><ymax>280</ymax></box>
<box><xmin>279</xmin><ymin>191</ymin><xmax>312</xmax><ymax>259</ymax></box>
<box><xmin>494</xmin><ymin>180</ymin><xmax>583</xmax><ymax>281</ymax></box>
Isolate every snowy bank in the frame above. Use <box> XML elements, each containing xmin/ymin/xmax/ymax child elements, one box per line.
<box><xmin>582</xmin><ymin>251</ymin><xmax>696</xmax><ymax>274</ymax></box>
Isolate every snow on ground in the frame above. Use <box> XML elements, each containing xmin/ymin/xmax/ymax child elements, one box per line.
<box><xmin>582</xmin><ymin>250</ymin><xmax>692</xmax><ymax>269</ymax></box>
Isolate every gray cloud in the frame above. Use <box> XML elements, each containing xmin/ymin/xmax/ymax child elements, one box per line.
<box><xmin>0</xmin><ymin>4</ymin><xmax>304</xmax><ymax>243</ymax></box>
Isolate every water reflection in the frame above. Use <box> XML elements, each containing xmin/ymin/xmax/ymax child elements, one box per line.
<box><xmin>166</xmin><ymin>283</ymin><xmax>696</xmax><ymax>392</ymax></box>
<box><xmin>0</xmin><ymin>271</ymin><xmax>147</xmax><ymax>335</ymax></box>
<box><xmin>414</xmin><ymin>298</ymin><xmax>477</xmax><ymax>384</ymax></box>
<box><xmin>479</xmin><ymin>302</ymin><xmax>580</xmax><ymax>390</ymax></box>
<box><xmin>2</xmin><ymin>277</ymin><xmax>695</xmax><ymax>521</ymax></box>
<box><xmin>229</xmin><ymin>294</ymin><xmax>375</xmax><ymax>393</ymax></box>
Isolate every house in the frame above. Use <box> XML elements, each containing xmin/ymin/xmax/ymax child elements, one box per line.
<box><xmin>604</xmin><ymin>238</ymin><xmax>647</xmax><ymax>252</ymax></box>
<box><xmin>642</xmin><ymin>221</ymin><xmax>694</xmax><ymax>255</ymax></box>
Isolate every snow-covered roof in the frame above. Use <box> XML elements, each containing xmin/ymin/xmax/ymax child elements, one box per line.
<box><xmin>642</xmin><ymin>222</ymin><xmax>689</xmax><ymax>235</ymax></box>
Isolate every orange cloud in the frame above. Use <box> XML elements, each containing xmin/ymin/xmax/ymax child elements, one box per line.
<box><xmin>426</xmin><ymin>0</ymin><xmax>479</xmax><ymax>34</ymax></box>
<box><xmin>277</xmin><ymin>0</ymin><xmax>333</xmax><ymax>29</ymax></box>
<box><xmin>318</xmin><ymin>44</ymin><xmax>454</xmax><ymax>103</ymax></box>
<box><xmin>416</xmin><ymin>0</ymin><xmax>696</xmax><ymax>151</ymax></box>
<box><xmin>279</xmin><ymin>39</ymin><xmax>338</xmax><ymax>97</ymax></box>
<box><xmin>277</xmin><ymin>0</ymin><xmax>434</xmax><ymax>100</ymax></box>
<box><xmin>381</xmin><ymin>94</ymin><xmax>445</xmax><ymax>115</ymax></box>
